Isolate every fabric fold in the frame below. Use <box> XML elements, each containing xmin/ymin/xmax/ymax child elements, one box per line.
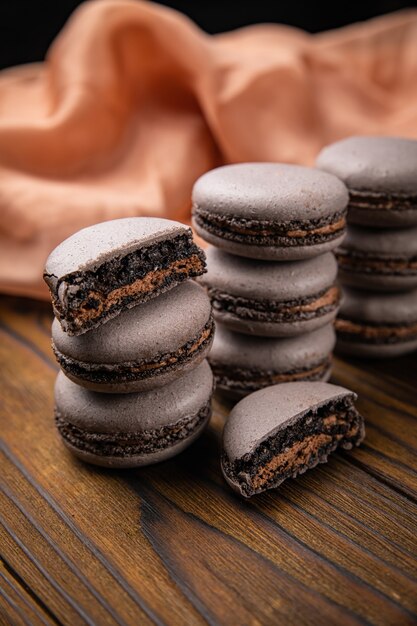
<box><xmin>0</xmin><ymin>0</ymin><xmax>416</xmax><ymax>299</ymax></box>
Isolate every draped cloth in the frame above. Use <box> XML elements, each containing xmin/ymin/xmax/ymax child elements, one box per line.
<box><xmin>1</xmin><ymin>0</ymin><xmax>416</xmax><ymax>299</ymax></box>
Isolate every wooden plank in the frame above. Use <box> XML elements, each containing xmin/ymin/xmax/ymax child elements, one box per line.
<box><xmin>1</xmin><ymin>295</ymin><xmax>417</xmax><ymax>626</ymax></box>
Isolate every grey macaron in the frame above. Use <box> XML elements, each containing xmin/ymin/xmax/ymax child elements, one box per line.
<box><xmin>336</xmin><ymin>224</ymin><xmax>417</xmax><ymax>292</ymax></box>
<box><xmin>44</xmin><ymin>217</ymin><xmax>206</xmax><ymax>335</ymax></box>
<box><xmin>209</xmin><ymin>323</ymin><xmax>336</xmax><ymax>398</ymax></box>
<box><xmin>52</xmin><ymin>281</ymin><xmax>214</xmax><ymax>393</ymax></box>
<box><xmin>336</xmin><ymin>287</ymin><xmax>417</xmax><ymax>358</ymax></box>
<box><xmin>54</xmin><ymin>360</ymin><xmax>214</xmax><ymax>468</ymax></box>
<box><xmin>316</xmin><ymin>136</ymin><xmax>417</xmax><ymax>228</ymax></box>
<box><xmin>199</xmin><ymin>247</ymin><xmax>341</xmax><ymax>336</ymax></box>
<box><xmin>221</xmin><ymin>382</ymin><xmax>365</xmax><ymax>497</ymax></box>
<box><xmin>192</xmin><ymin>163</ymin><xmax>348</xmax><ymax>260</ymax></box>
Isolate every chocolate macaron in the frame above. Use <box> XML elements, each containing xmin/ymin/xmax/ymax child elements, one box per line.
<box><xmin>52</xmin><ymin>281</ymin><xmax>214</xmax><ymax>393</ymax></box>
<box><xmin>192</xmin><ymin>163</ymin><xmax>348</xmax><ymax>260</ymax></box>
<box><xmin>199</xmin><ymin>247</ymin><xmax>341</xmax><ymax>336</ymax></box>
<box><xmin>336</xmin><ymin>287</ymin><xmax>417</xmax><ymax>357</ymax></box>
<box><xmin>54</xmin><ymin>360</ymin><xmax>214</xmax><ymax>468</ymax></box>
<box><xmin>209</xmin><ymin>323</ymin><xmax>335</xmax><ymax>397</ymax></box>
<box><xmin>44</xmin><ymin>217</ymin><xmax>206</xmax><ymax>335</ymax></box>
<box><xmin>316</xmin><ymin>136</ymin><xmax>417</xmax><ymax>228</ymax></box>
<box><xmin>221</xmin><ymin>382</ymin><xmax>365</xmax><ymax>497</ymax></box>
<box><xmin>336</xmin><ymin>224</ymin><xmax>417</xmax><ymax>292</ymax></box>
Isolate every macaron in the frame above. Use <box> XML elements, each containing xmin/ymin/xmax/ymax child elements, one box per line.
<box><xmin>54</xmin><ymin>360</ymin><xmax>214</xmax><ymax>468</ymax></box>
<box><xmin>209</xmin><ymin>323</ymin><xmax>335</xmax><ymax>398</ymax></box>
<box><xmin>52</xmin><ymin>281</ymin><xmax>214</xmax><ymax>393</ymax></box>
<box><xmin>192</xmin><ymin>163</ymin><xmax>348</xmax><ymax>260</ymax></box>
<box><xmin>336</xmin><ymin>287</ymin><xmax>417</xmax><ymax>358</ymax></box>
<box><xmin>221</xmin><ymin>382</ymin><xmax>365</xmax><ymax>497</ymax></box>
<box><xmin>44</xmin><ymin>217</ymin><xmax>206</xmax><ymax>335</ymax></box>
<box><xmin>316</xmin><ymin>136</ymin><xmax>417</xmax><ymax>228</ymax></box>
<box><xmin>199</xmin><ymin>247</ymin><xmax>341</xmax><ymax>337</ymax></box>
<box><xmin>336</xmin><ymin>224</ymin><xmax>417</xmax><ymax>292</ymax></box>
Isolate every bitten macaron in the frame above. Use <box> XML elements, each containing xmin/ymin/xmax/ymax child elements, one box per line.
<box><xmin>221</xmin><ymin>382</ymin><xmax>365</xmax><ymax>497</ymax></box>
<box><xmin>199</xmin><ymin>247</ymin><xmax>341</xmax><ymax>336</ymax></box>
<box><xmin>192</xmin><ymin>163</ymin><xmax>348</xmax><ymax>260</ymax></box>
<box><xmin>336</xmin><ymin>287</ymin><xmax>417</xmax><ymax>357</ymax></box>
<box><xmin>52</xmin><ymin>281</ymin><xmax>214</xmax><ymax>393</ymax></box>
<box><xmin>54</xmin><ymin>360</ymin><xmax>214</xmax><ymax>468</ymax></box>
<box><xmin>44</xmin><ymin>217</ymin><xmax>206</xmax><ymax>335</ymax></box>
<box><xmin>209</xmin><ymin>323</ymin><xmax>335</xmax><ymax>397</ymax></box>
<box><xmin>336</xmin><ymin>224</ymin><xmax>417</xmax><ymax>292</ymax></box>
<box><xmin>316</xmin><ymin>136</ymin><xmax>417</xmax><ymax>228</ymax></box>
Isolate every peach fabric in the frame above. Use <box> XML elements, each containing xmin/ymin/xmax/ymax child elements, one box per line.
<box><xmin>1</xmin><ymin>1</ymin><xmax>417</xmax><ymax>299</ymax></box>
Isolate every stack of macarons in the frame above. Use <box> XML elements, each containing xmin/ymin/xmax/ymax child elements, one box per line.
<box><xmin>43</xmin><ymin>217</ymin><xmax>216</xmax><ymax>467</ymax></box>
<box><xmin>317</xmin><ymin>137</ymin><xmax>417</xmax><ymax>358</ymax></box>
<box><xmin>192</xmin><ymin>163</ymin><xmax>349</xmax><ymax>398</ymax></box>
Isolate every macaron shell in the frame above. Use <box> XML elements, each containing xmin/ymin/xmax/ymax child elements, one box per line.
<box><xmin>339</xmin><ymin>287</ymin><xmax>417</xmax><ymax>325</ymax></box>
<box><xmin>216</xmin><ymin>365</ymin><xmax>332</xmax><ymax>401</ymax></box>
<box><xmin>192</xmin><ymin>163</ymin><xmax>348</xmax><ymax>221</ymax></box>
<box><xmin>222</xmin><ymin>382</ymin><xmax>356</xmax><ymax>462</ymax></box>
<box><xmin>54</xmin><ymin>361</ymin><xmax>214</xmax><ymax>433</ymax></box>
<box><xmin>316</xmin><ymin>136</ymin><xmax>417</xmax><ymax>195</ymax></box>
<box><xmin>60</xmin><ymin>413</ymin><xmax>210</xmax><ymax>468</ymax></box>
<box><xmin>52</xmin><ymin>281</ymin><xmax>212</xmax><ymax>364</ymax></box>
<box><xmin>338</xmin><ymin>269</ymin><xmax>417</xmax><ymax>293</ymax></box>
<box><xmin>213</xmin><ymin>307</ymin><xmax>338</xmax><ymax>338</ymax></box>
<box><xmin>209</xmin><ymin>324</ymin><xmax>336</xmax><ymax>372</ymax></box>
<box><xmin>45</xmin><ymin>217</ymin><xmax>190</xmax><ymax>282</ymax></box>
<box><xmin>341</xmin><ymin>224</ymin><xmax>417</xmax><ymax>256</ymax></box>
<box><xmin>347</xmin><ymin>207</ymin><xmax>417</xmax><ymax>228</ymax></box>
<box><xmin>336</xmin><ymin>337</ymin><xmax>417</xmax><ymax>359</ymax></box>
<box><xmin>192</xmin><ymin>226</ymin><xmax>346</xmax><ymax>261</ymax></box>
<box><xmin>200</xmin><ymin>248</ymin><xmax>339</xmax><ymax>301</ymax></box>
<box><xmin>61</xmin><ymin>345</ymin><xmax>210</xmax><ymax>393</ymax></box>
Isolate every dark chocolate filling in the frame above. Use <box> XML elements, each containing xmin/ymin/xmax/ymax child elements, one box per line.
<box><xmin>335</xmin><ymin>317</ymin><xmax>417</xmax><ymax>345</ymax></box>
<box><xmin>337</xmin><ymin>251</ymin><xmax>417</xmax><ymax>277</ymax></box>
<box><xmin>349</xmin><ymin>190</ymin><xmax>417</xmax><ymax>212</ymax></box>
<box><xmin>208</xmin><ymin>285</ymin><xmax>340</xmax><ymax>323</ymax></box>
<box><xmin>193</xmin><ymin>207</ymin><xmax>346</xmax><ymax>247</ymax></box>
<box><xmin>56</xmin><ymin>401</ymin><xmax>211</xmax><ymax>458</ymax></box>
<box><xmin>211</xmin><ymin>357</ymin><xmax>332</xmax><ymax>392</ymax></box>
<box><xmin>222</xmin><ymin>397</ymin><xmax>364</xmax><ymax>497</ymax></box>
<box><xmin>45</xmin><ymin>233</ymin><xmax>206</xmax><ymax>334</ymax></box>
<box><xmin>52</xmin><ymin>318</ymin><xmax>215</xmax><ymax>385</ymax></box>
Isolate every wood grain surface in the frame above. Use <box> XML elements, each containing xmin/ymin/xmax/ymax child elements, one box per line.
<box><xmin>1</xmin><ymin>295</ymin><xmax>416</xmax><ymax>626</ymax></box>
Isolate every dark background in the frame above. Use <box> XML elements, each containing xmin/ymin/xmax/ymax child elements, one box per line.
<box><xmin>1</xmin><ymin>0</ymin><xmax>417</xmax><ymax>70</ymax></box>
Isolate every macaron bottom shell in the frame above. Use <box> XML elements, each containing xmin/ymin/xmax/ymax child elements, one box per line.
<box><xmin>338</xmin><ymin>269</ymin><xmax>417</xmax><ymax>293</ymax></box>
<box><xmin>192</xmin><ymin>225</ymin><xmax>346</xmax><ymax>262</ymax></box>
<box><xmin>214</xmin><ymin>363</ymin><xmax>332</xmax><ymax>401</ymax></box>
<box><xmin>54</xmin><ymin>322</ymin><xmax>214</xmax><ymax>394</ymax></box>
<box><xmin>347</xmin><ymin>204</ymin><xmax>417</xmax><ymax>229</ymax></box>
<box><xmin>57</xmin><ymin>407</ymin><xmax>211</xmax><ymax>469</ymax></box>
<box><xmin>336</xmin><ymin>337</ymin><xmax>417</xmax><ymax>359</ymax></box>
<box><xmin>213</xmin><ymin>307</ymin><xmax>338</xmax><ymax>338</ymax></box>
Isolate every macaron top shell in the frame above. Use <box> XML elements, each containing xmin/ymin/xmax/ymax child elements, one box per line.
<box><xmin>54</xmin><ymin>360</ymin><xmax>213</xmax><ymax>434</ymax></box>
<box><xmin>223</xmin><ymin>382</ymin><xmax>356</xmax><ymax>462</ymax></box>
<box><xmin>45</xmin><ymin>217</ymin><xmax>190</xmax><ymax>281</ymax></box>
<box><xmin>339</xmin><ymin>224</ymin><xmax>417</xmax><ymax>257</ymax></box>
<box><xmin>210</xmin><ymin>324</ymin><xmax>335</xmax><ymax>371</ymax></box>
<box><xmin>340</xmin><ymin>287</ymin><xmax>417</xmax><ymax>324</ymax></box>
<box><xmin>52</xmin><ymin>281</ymin><xmax>212</xmax><ymax>364</ymax></box>
<box><xmin>192</xmin><ymin>163</ymin><xmax>348</xmax><ymax>221</ymax></box>
<box><xmin>316</xmin><ymin>136</ymin><xmax>417</xmax><ymax>194</ymax></box>
<box><xmin>200</xmin><ymin>247</ymin><xmax>338</xmax><ymax>300</ymax></box>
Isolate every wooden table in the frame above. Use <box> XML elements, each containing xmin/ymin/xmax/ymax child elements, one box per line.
<box><xmin>1</xmin><ymin>295</ymin><xmax>416</xmax><ymax>626</ymax></box>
